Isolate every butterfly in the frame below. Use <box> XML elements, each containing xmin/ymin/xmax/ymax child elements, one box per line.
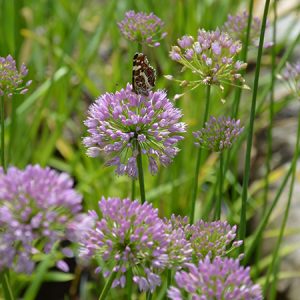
<box><xmin>132</xmin><ymin>53</ymin><xmax>156</xmax><ymax>96</ymax></box>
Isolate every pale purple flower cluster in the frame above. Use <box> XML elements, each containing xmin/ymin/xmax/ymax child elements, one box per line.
<box><xmin>118</xmin><ymin>11</ymin><xmax>167</xmax><ymax>47</ymax></box>
<box><xmin>0</xmin><ymin>54</ymin><xmax>31</xmax><ymax>97</ymax></box>
<box><xmin>165</xmin><ymin>216</ymin><xmax>242</xmax><ymax>263</ymax></box>
<box><xmin>193</xmin><ymin>116</ymin><xmax>244</xmax><ymax>152</ymax></box>
<box><xmin>168</xmin><ymin>256</ymin><xmax>263</xmax><ymax>300</ymax></box>
<box><xmin>164</xmin><ymin>217</ymin><xmax>193</xmax><ymax>269</ymax></box>
<box><xmin>83</xmin><ymin>84</ymin><xmax>186</xmax><ymax>178</ymax></box>
<box><xmin>79</xmin><ymin>197</ymin><xmax>189</xmax><ymax>292</ymax></box>
<box><xmin>169</xmin><ymin>29</ymin><xmax>247</xmax><ymax>88</ymax></box>
<box><xmin>0</xmin><ymin>165</ymin><xmax>82</xmax><ymax>273</ymax></box>
<box><xmin>187</xmin><ymin>220</ymin><xmax>243</xmax><ymax>261</ymax></box>
<box><xmin>223</xmin><ymin>11</ymin><xmax>273</xmax><ymax>49</ymax></box>
<box><xmin>166</xmin><ymin>214</ymin><xmax>189</xmax><ymax>231</ymax></box>
<box><xmin>280</xmin><ymin>61</ymin><xmax>300</xmax><ymax>98</ymax></box>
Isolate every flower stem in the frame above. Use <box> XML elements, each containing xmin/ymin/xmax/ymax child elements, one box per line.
<box><xmin>214</xmin><ymin>152</ymin><xmax>224</xmax><ymax>220</ymax></box>
<box><xmin>244</xmin><ymin>163</ymin><xmax>293</xmax><ymax>264</ymax></box>
<box><xmin>255</xmin><ymin>0</ymin><xmax>277</xmax><ymax>268</ymax></box>
<box><xmin>263</xmin><ymin>110</ymin><xmax>300</xmax><ymax>294</ymax></box>
<box><xmin>146</xmin><ymin>292</ymin><xmax>152</xmax><ymax>300</ymax></box>
<box><xmin>137</xmin><ymin>145</ymin><xmax>146</xmax><ymax>203</ymax></box>
<box><xmin>98</xmin><ymin>272</ymin><xmax>117</xmax><ymax>300</ymax></box>
<box><xmin>231</xmin><ymin>0</ymin><xmax>254</xmax><ymax>118</ymax></box>
<box><xmin>0</xmin><ymin>271</ymin><xmax>14</xmax><ymax>300</ymax></box>
<box><xmin>224</xmin><ymin>0</ymin><xmax>254</xmax><ymax>204</ymax></box>
<box><xmin>126</xmin><ymin>269</ymin><xmax>132</xmax><ymax>299</ymax></box>
<box><xmin>164</xmin><ymin>269</ymin><xmax>172</xmax><ymax>299</ymax></box>
<box><xmin>263</xmin><ymin>0</ymin><xmax>277</xmax><ymax>218</ymax></box>
<box><xmin>137</xmin><ymin>43</ymin><xmax>142</xmax><ymax>53</ymax></box>
<box><xmin>190</xmin><ymin>85</ymin><xmax>211</xmax><ymax>224</ymax></box>
<box><xmin>0</xmin><ymin>97</ymin><xmax>13</xmax><ymax>300</ymax></box>
<box><xmin>0</xmin><ymin>96</ymin><xmax>5</xmax><ymax>171</ymax></box>
<box><xmin>131</xmin><ymin>179</ymin><xmax>135</xmax><ymax>200</ymax></box>
<box><xmin>238</xmin><ymin>0</ymin><xmax>271</xmax><ymax>254</ymax></box>
<box><xmin>8</xmin><ymin>97</ymin><xmax>17</xmax><ymax>165</ymax></box>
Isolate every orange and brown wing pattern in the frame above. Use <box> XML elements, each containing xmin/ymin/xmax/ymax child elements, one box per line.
<box><xmin>132</xmin><ymin>53</ymin><xmax>156</xmax><ymax>96</ymax></box>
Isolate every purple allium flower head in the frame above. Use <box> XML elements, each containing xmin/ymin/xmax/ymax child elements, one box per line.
<box><xmin>163</xmin><ymin>216</ymin><xmax>193</xmax><ymax>269</ymax></box>
<box><xmin>0</xmin><ymin>165</ymin><xmax>83</xmax><ymax>273</ymax></box>
<box><xmin>118</xmin><ymin>11</ymin><xmax>166</xmax><ymax>47</ymax></box>
<box><xmin>163</xmin><ymin>216</ymin><xmax>242</xmax><ymax>263</ymax></box>
<box><xmin>193</xmin><ymin>116</ymin><xmax>244</xmax><ymax>152</ymax></box>
<box><xmin>83</xmin><ymin>84</ymin><xmax>186</xmax><ymax>178</ymax></box>
<box><xmin>223</xmin><ymin>11</ymin><xmax>273</xmax><ymax>49</ymax></box>
<box><xmin>279</xmin><ymin>61</ymin><xmax>300</xmax><ymax>98</ymax></box>
<box><xmin>187</xmin><ymin>220</ymin><xmax>242</xmax><ymax>261</ymax></box>
<box><xmin>168</xmin><ymin>29</ymin><xmax>247</xmax><ymax>90</ymax></box>
<box><xmin>168</xmin><ymin>256</ymin><xmax>262</xmax><ymax>300</ymax></box>
<box><xmin>79</xmin><ymin>197</ymin><xmax>171</xmax><ymax>292</ymax></box>
<box><xmin>167</xmin><ymin>214</ymin><xmax>190</xmax><ymax>231</ymax></box>
<box><xmin>0</xmin><ymin>55</ymin><xmax>31</xmax><ymax>97</ymax></box>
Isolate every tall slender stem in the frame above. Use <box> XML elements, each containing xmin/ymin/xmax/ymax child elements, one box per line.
<box><xmin>146</xmin><ymin>292</ymin><xmax>152</xmax><ymax>300</ymax></box>
<box><xmin>137</xmin><ymin>145</ymin><xmax>146</xmax><ymax>203</ymax></box>
<box><xmin>232</xmin><ymin>0</ymin><xmax>254</xmax><ymax>119</ymax></box>
<box><xmin>200</xmin><ymin>173</ymin><xmax>218</xmax><ymax>221</ymax></box>
<box><xmin>126</xmin><ymin>269</ymin><xmax>132</xmax><ymax>300</ymax></box>
<box><xmin>263</xmin><ymin>111</ymin><xmax>300</xmax><ymax>294</ymax></box>
<box><xmin>137</xmin><ymin>43</ymin><xmax>142</xmax><ymax>53</ymax></box>
<box><xmin>255</xmin><ymin>0</ymin><xmax>277</xmax><ymax>269</ymax></box>
<box><xmin>8</xmin><ymin>97</ymin><xmax>17</xmax><ymax>165</ymax></box>
<box><xmin>238</xmin><ymin>0</ymin><xmax>271</xmax><ymax>254</ymax></box>
<box><xmin>224</xmin><ymin>0</ymin><xmax>255</xmax><ymax>204</ymax></box>
<box><xmin>190</xmin><ymin>85</ymin><xmax>211</xmax><ymax>224</ymax></box>
<box><xmin>98</xmin><ymin>271</ymin><xmax>117</xmax><ymax>300</ymax></box>
<box><xmin>263</xmin><ymin>0</ymin><xmax>277</xmax><ymax>217</ymax></box>
<box><xmin>0</xmin><ymin>96</ymin><xmax>14</xmax><ymax>300</ymax></box>
<box><xmin>131</xmin><ymin>179</ymin><xmax>135</xmax><ymax>200</ymax></box>
<box><xmin>214</xmin><ymin>152</ymin><xmax>223</xmax><ymax>220</ymax></box>
<box><xmin>164</xmin><ymin>269</ymin><xmax>172</xmax><ymax>299</ymax></box>
<box><xmin>1</xmin><ymin>96</ymin><xmax>5</xmax><ymax>171</ymax></box>
<box><xmin>0</xmin><ymin>271</ymin><xmax>14</xmax><ymax>300</ymax></box>
<box><xmin>244</xmin><ymin>164</ymin><xmax>293</xmax><ymax>264</ymax></box>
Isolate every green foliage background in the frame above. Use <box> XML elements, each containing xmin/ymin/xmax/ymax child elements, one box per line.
<box><xmin>0</xmin><ymin>0</ymin><xmax>300</xmax><ymax>299</ymax></box>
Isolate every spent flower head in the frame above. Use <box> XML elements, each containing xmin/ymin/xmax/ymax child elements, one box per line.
<box><xmin>118</xmin><ymin>11</ymin><xmax>166</xmax><ymax>47</ymax></box>
<box><xmin>193</xmin><ymin>116</ymin><xmax>244</xmax><ymax>152</ymax></box>
<box><xmin>79</xmin><ymin>197</ymin><xmax>171</xmax><ymax>292</ymax></box>
<box><xmin>0</xmin><ymin>165</ymin><xmax>83</xmax><ymax>273</ymax></box>
<box><xmin>168</xmin><ymin>256</ymin><xmax>263</xmax><ymax>300</ymax></box>
<box><xmin>223</xmin><ymin>11</ymin><xmax>273</xmax><ymax>49</ymax></box>
<box><xmin>187</xmin><ymin>220</ymin><xmax>242</xmax><ymax>261</ymax></box>
<box><xmin>279</xmin><ymin>61</ymin><xmax>300</xmax><ymax>98</ymax></box>
<box><xmin>83</xmin><ymin>84</ymin><xmax>186</xmax><ymax>178</ymax></box>
<box><xmin>168</xmin><ymin>29</ymin><xmax>247</xmax><ymax>91</ymax></box>
<box><xmin>0</xmin><ymin>54</ymin><xmax>31</xmax><ymax>97</ymax></box>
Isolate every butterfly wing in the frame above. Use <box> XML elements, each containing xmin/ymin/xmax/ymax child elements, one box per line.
<box><xmin>132</xmin><ymin>53</ymin><xmax>156</xmax><ymax>96</ymax></box>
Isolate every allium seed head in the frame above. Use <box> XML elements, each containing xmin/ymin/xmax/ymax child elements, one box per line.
<box><xmin>168</xmin><ymin>256</ymin><xmax>263</xmax><ymax>300</ymax></box>
<box><xmin>223</xmin><ymin>11</ymin><xmax>273</xmax><ymax>49</ymax></box>
<box><xmin>0</xmin><ymin>165</ymin><xmax>83</xmax><ymax>273</ymax></box>
<box><xmin>193</xmin><ymin>116</ymin><xmax>244</xmax><ymax>152</ymax></box>
<box><xmin>0</xmin><ymin>55</ymin><xmax>31</xmax><ymax>97</ymax></box>
<box><xmin>118</xmin><ymin>11</ymin><xmax>166</xmax><ymax>47</ymax></box>
<box><xmin>79</xmin><ymin>197</ymin><xmax>171</xmax><ymax>292</ymax></box>
<box><xmin>169</xmin><ymin>29</ymin><xmax>247</xmax><ymax>89</ymax></box>
<box><xmin>83</xmin><ymin>84</ymin><xmax>186</xmax><ymax>178</ymax></box>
